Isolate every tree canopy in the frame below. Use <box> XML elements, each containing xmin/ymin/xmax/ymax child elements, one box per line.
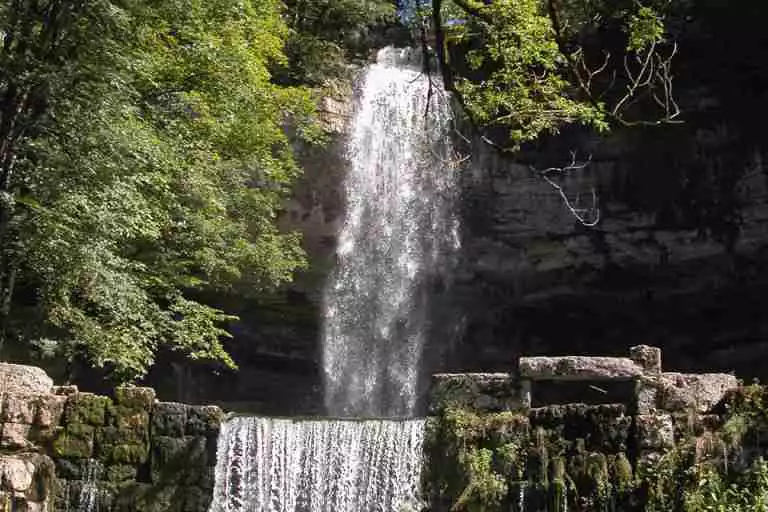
<box><xmin>0</xmin><ymin>0</ymin><xmax>324</xmax><ymax>381</ymax></box>
<box><xmin>430</xmin><ymin>0</ymin><xmax>683</xmax><ymax>149</ymax></box>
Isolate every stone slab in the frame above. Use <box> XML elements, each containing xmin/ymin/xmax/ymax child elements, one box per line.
<box><xmin>0</xmin><ymin>364</ymin><xmax>52</xmax><ymax>395</ymax></box>
<box><xmin>519</xmin><ymin>356</ymin><xmax>644</xmax><ymax>381</ymax></box>
<box><xmin>429</xmin><ymin>373</ymin><xmax>526</xmax><ymax>413</ymax></box>
<box><xmin>657</xmin><ymin>372</ymin><xmax>739</xmax><ymax>413</ymax></box>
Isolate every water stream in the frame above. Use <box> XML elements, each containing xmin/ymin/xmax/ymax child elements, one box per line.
<box><xmin>322</xmin><ymin>47</ymin><xmax>459</xmax><ymax>418</ymax></box>
<box><xmin>208</xmin><ymin>416</ymin><xmax>425</xmax><ymax>512</ymax></box>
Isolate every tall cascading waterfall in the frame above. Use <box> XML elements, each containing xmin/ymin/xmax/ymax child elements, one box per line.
<box><xmin>209</xmin><ymin>47</ymin><xmax>457</xmax><ymax>512</ymax></box>
<box><xmin>323</xmin><ymin>47</ymin><xmax>459</xmax><ymax>418</ymax></box>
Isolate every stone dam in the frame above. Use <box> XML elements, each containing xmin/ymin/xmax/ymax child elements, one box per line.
<box><xmin>0</xmin><ymin>345</ymin><xmax>761</xmax><ymax>511</ymax></box>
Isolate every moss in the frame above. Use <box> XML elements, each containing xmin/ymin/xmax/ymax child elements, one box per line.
<box><xmin>64</xmin><ymin>393</ymin><xmax>111</xmax><ymax>426</ymax></box>
<box><xmin>52</xmin><ymin>424</ymin><xmax>95</xmax><ymax>459</ymax></box>
<box><xmin>611</xmin><ymin>453</ymin><xmax>634</xmax><ymax>493</ymax></box>
<box><xmin>114</xmin><ymin>386</ymin><xmax>156</xmax><ymax>411</ymax></box>
<box><xmin>95</xmin><ymin>426</ymin><xmax>149</xmax><ymax>463</ymax></box>
<box><xmin>106</xmin><ymin>465</ymin><xmax>138</xmax><ymax>483</ymax></box>
<box><xmin>109</xmin><ymin>443</ymin><xmax>149</xmax><ymax>465</ymax></box>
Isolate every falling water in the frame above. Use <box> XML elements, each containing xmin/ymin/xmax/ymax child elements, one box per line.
<box><xmin>322</xmin><ymin>47</ymin><xmax>459</xmax><ymax>418</ymax></box>
<box><xmin>208</xmin><ymin>416</ymin><xmax>425</xmax><ymax>512</ymax></box>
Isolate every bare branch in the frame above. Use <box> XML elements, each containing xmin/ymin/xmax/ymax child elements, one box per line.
<box><xmin>530</xmin><ymin>152</ymin><xmax>601</xmax><ymax>227</ymax></box>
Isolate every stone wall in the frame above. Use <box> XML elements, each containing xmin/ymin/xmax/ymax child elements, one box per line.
<box><xmin>424</xmin><ymin>345</ymin><xmax>744</xmax><ymax>511</ymax></box>
<box><xmin>0</xmin><ymin>363</ymin><xmax>223</xmax><ymax>512</ymax></box>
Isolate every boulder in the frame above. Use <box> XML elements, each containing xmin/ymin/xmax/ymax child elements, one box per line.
<box><xmin>0</xmin><ymin>364</ymin><xmax>52</xmax><ymax>395</ymax></box>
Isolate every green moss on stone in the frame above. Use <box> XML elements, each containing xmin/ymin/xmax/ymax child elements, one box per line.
<box><xmin>114</xmin><ymin>386</ymin><xmax>156</xmax><ymax>411</ymax></box>
<box><xmin>64</xmin><ymin>393</ymin><xmax>111</xmax><ymax>426</ymax></box>
<box><xmin>110</xmin><ymin>443</ymin><xmax>149</xmax><ymax>465</ymax></box>
<box><xmin>53</xmin><ymin>424</ymin><xmax>95</xmax><ymax>459</ymax></box>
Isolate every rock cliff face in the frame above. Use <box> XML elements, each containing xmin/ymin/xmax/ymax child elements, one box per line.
<box><xmin>446</xmin><ymin>126</ymin><xmax>768</xmax><ymax>381</ymax></box>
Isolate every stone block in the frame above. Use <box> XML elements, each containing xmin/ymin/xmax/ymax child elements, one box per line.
<box><xmin>151</xmin><ymin>436</ymin><xmax>207</xmax><ymax>485</ymax></box>
<box><xmin>113</xmin><ymin>407</ymin><xmax>150</xmax><ymax>432</ymax></box>
<box><xmin>0</xmin><ymin>364</ymin><xmax>53</xmax><ymax>395</ymax></box>
<box><xmin>2</xmin><ymin>394</ymin><xmax>38</xmax><ymax>424</ymax></box>
<box><xmin>519</xmin><ymin>356</ymin><xmax>643</xmax><ymax>381</ymax></box>
<box><xmin>64</xmin><ymin>393</ymin><xmax>110</xmax><ymax>426</ymax></box>
<box><xmin>153</xmin><ymin>402</ymin><xmax>187</xmax><ymax>437</ymax></box>
<box><xmin>107</xmin><ymin>443</ymin><xmax>149</xmax><ymax>465</ymax></box>
<box><xmin>657</xmin><ymin>372</ymin><xmax>739</xmax><ymax>413</ymax></box>
<box><xmin>35</xmin><ymin>394</ymin><xmax>67</xmax><ymax>428</ymax></box>
<box><xmin>629</xmin><ymin>345</ymin><xmax>662</xmax><ymax>375</ymax></box>
<box><xmin>186</xmin><ymin>406</ymin><xmax>224</xmax><ymax>436</ymax></box>
<box><xmin>1</xmin><ymin>423</ymin><xmax>31</xmax><ymax>450</ymax></box>
<box><xmin>636</xmin><ymin>378</ymin><xmax>659</xmax><ymax>415</ymax></box>
<box><xmin>637</xmin><ymin>413</ymin><xmax>675</xmax><ymax>450</ymax></box>
<box><xmin>429</xmin><ymin>373</ymin><xmax>525</xmax><ymax>413</ymax></box>
<box><xmin>114</xmin><ymin>386</ymin><xmax>156</xmax><ymax>411</ymax></box>
<box><xmin>52</xmin><ymin>424</ymin><xmax>95</xmax><ymax>459</ymax></box>
<box><xmin>26</xmin><ymin>455</ymin><xmax>54</xmax><ymax>502</ymax></box>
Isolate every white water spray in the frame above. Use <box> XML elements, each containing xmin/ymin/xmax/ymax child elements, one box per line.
<box><xmin>208</xmin><ymin>416</ymin><xmax>425</xmax><ymax>512</ymax></box>
<box><xmin>322</xmin><ymin>47</ymin><xmax>459</xmax><ymax>418</ymax></box>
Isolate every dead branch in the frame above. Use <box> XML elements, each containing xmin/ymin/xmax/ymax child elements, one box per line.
<box><xmin>530</xmin><ymin>151</ymin><xmax>601</xmax><ymax>227</ymax></box>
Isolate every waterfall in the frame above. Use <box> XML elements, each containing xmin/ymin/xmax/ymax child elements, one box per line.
<box><xmin>208</xmin><ymin>416</ymin><xmax>425</xmax><ymax>512</ymax></box>
<box><xmin>322</xmin><ymin>46</ymin><xmax>459</xmax><ymax>418</ymax></box>
<box><xmin>209</xmin><ymin>46</ymin><xmax>452</xmax><ymax>512</ymax></box>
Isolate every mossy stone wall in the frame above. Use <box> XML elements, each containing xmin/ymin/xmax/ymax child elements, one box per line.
<box><xmin>49</xmin><ymin>388</ymin><xmax>222</xmax><ymax>512</ymax></box>
<box><xmin>423</xmin><ymin>346</ymin><xmax>762</xmax><ymax>512</ymax></box>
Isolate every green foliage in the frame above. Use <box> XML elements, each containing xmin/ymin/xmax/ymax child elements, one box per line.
<box><xmin>0</xmin><ymin>0</ymin><xmax>321</xmax><ymax>381</ymax></box>
<box><xmin>455</xmin><ymin>0</ymin><xmax>608</xmax><ymax>148</ymax></box>
<box><xmin>280</xmin><ymin>0</ymin><xmax>396</xmax><ymax>85</ymax></box>
<box><xmin>627</xmin><ymin>6</ymin><xmax>665</xmax><ymax>52</ymax></box>
<box><xmin>438</xmin><ymin>0</ymin><xmax>679</xmax><ymax>148</ymax></box>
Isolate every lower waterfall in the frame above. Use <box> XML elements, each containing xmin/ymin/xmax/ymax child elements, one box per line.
<box><xmin>208</xmin><ymin>416</ymin><xmax>425</xmax><ymax>512</ymax></box>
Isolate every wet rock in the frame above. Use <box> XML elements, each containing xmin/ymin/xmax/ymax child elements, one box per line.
<box><xmin>520</xmin><ymin>356</ymin><xmax>643</xmax><ymax>381</ymax></box>
<box><xmin>52</xmin><ymin>424</ymin><xmax>95</xmax><ymax>459</ymax></box>
<box><xmin>0</xmin><ymin>364</ymin><xmax>52</xmax><ymax>395</ymax></box>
